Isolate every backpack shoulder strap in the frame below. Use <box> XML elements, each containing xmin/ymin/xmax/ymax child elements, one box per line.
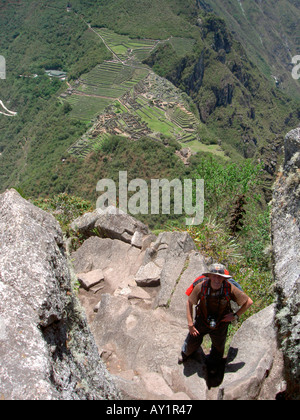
<box><xmin>199</xmin><ymin>278</ymin><xmax>210</xmax><ymax>301</ymax></box>
<box><xmin>185</xmin><ymin>275</ymin><xmax>206</xmax><ymax>296</ymax></box>
<box><xmin>223</xmin><ymin>279</ymin><xmax>231</xmax><ymax>302</ymax></box>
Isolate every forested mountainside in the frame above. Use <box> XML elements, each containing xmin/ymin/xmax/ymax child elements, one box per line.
<box><xmin>196</xmin><ymin>0</ymin><xmax>300</xmax><ymax>100</ymax></box>
<box><xmin>0</xmin><ymin>0</ymin><xmax>299</xmax><ymax>209</ymax></box>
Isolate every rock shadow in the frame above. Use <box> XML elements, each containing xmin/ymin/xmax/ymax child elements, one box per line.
<box><xmin>182</xmin><ymin>348</ymin><xmax>226</xmax><ymax>389</ymax></box>
<box><xmin>182</xmin><ymin>346</ymin><xmax>245</xmax><ymax>390</ymax></box>
<box><xmin>183</xmin><ymin>348</ymin><xmax>207</xmax><ymax>380</ymax></box>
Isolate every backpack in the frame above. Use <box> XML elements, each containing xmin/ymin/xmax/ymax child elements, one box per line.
<box><xmin>185</xmin><ymin>274</ymin><xmax>243</xmax><ymax>297</ymax></box>
<box><xmin>199</xmin><ymin>278</ymin><xmax>231</xmax><ymax>302</ymax></box>
<box><xmin>185</xmin><ymin>275</ymin><xmax>206</xmax><ymax>296</ymax></box>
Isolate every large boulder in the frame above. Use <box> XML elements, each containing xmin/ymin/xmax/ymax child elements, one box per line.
<box><xmin>218</xmin><ymin>305</ymin><xmax>283</xmax><ymax>400</ymax></box>
<box><xmin>0</xmin><ymin>189</ymin><xmax>120</xmax><ymax>400</ymax></box>
<box><xmin>154</xmin><ymin>232</ymin><xmax>196</xmax><ymax>308</ymax></box>
<box><xmin>134</xmin><ymin>231</ymin><xmax>196</xmax><ymax>308</ymax></box>
<box><xmin>271</xmin><ymin>127</ymin><xmax>300</xmax><ymax>399</ymax></box>
<box><xmin>70</xmin><ymin>206</ymin><xmax>152</xmax><ymax>249</ymax></box>
<box><xmin>168</xmin><ymin>250</ymin><xmax>208</xmax><ymax>321</ymax></box>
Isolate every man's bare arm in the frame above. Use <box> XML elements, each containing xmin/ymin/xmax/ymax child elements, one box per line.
<box><xmin>222</xmin><ymin>297</ymin><xmax>253</xmax><ymax>322</ymax></box>
<box><xmin>186</xmin><ymin>299</ymin><xmax>200</xmax><ymax>336</ymax></box>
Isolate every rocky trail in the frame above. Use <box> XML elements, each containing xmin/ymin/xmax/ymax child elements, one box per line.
<box><xmin>68</xmin><ymin>207</ymin><xmax>284</xmax><ymax>400</ymax></box>
<box><xmin>0</xmin><ymin>193</ymin><xmax>286</xmax><ymax>401</ymax></box>
<box><xmin>0</xmin><ymin>128</ymin><xmax>298</xmax><ymax>400</ymax></box>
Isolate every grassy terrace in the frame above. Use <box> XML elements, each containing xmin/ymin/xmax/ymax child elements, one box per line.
<box><xmin>95</xmin><ymin>28</ymin><xmax>159</xmax><ymax>62</ymax></box>
<box><xmin>76</xmin><ymin>62</ymin><xmax>148</xmax><ymax>98</ymax></box>
<box><xmin>66</xmin><ymin>95</ymin><xmax>113</xmax><ymax>122</ymax></box>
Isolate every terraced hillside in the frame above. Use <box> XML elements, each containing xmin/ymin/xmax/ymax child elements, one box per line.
<box><xmin>95</xmin><ymin>28</ymin><xmax>159</xmax><ymax>63</ymax></box>
<box><xmin>67</xmin><ymin>72</ymin><xmax>208</xmax><ymax>158</ymax></box>
<box><xmin>63</xmin><ymin>28</ymin><xmax>223</xmax><ymax>159</ymax></box>
<box><xmin>64</xmin><ymin>61</ymin><xmax>149</xmax><ymax>121</ymax></box>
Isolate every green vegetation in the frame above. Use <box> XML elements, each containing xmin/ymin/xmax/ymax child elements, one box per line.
<box><xmin>145</xmin><ymin>12</ymin><xmax>300</xmax><ymax>162</ymax></box>
<box><xmin>1</xmin><ymin>0</ymin><xmax>299</xmax><ymax>201</ymax></box>
<box><xmin>0</xmin><ymin>0</ymin><xmax>111</xmax><ymax>191</ymax></box>
<box><xmin>0</xmin><ymin>1</ymin><xmax>111</xmax><ymax>78</ymax></box>
<box><xmin>200</xmin><ymin>0</ymin><xmax>300</xmax><ymax>100</ymax></box>
<box><xmin>33</xmin><ymin>193</ymin><xmax>94</xmax><ymax>232</ymax></box>
<box><xmin>66</xmin><ymin>95</ymin><xmax>113</xmax><ymax>122</ymax></box>
<box><xmin>71</xmin><ymin>0</ymin><xmax>199</xmax><ymax>39</ymax></box>
<box><xmin>195</xmin><ymin>155</ymin><xmax>263</xmax><ymax>218</ymax></box>
<box><xmin>95</xmin><ymin>28</ymin><xmax>159</xmax><ymax>62</ymax></box>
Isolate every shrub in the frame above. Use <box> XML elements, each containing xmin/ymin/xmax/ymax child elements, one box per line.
<box><xmin>32</xmin><ymin>193</ymin><xmax>94</xmax><ymax>232</ymax></box>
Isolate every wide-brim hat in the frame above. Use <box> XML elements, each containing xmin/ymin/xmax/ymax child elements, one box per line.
<box><xmin>203</xmin><ymin>263</ymin><xmax>231</xmax><ymax>279</ymax></box>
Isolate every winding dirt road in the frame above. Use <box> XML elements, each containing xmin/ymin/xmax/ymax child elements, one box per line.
<box><xmin>0</xmin><ymin>100</ymin><xmax>17</xmax><ymax>117</ymax></box>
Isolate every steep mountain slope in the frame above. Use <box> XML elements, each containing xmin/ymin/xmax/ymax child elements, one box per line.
<box><xmin>70</xmin><ymin>0</ymin><xmax>199</xmax><ymax>39</ymax></box>
<box><xmin>144</xmin><ymin>11</ymin><xmax>299</xmax><ymax>164</ymax></box>
<box><xmin>0</xmin><ymin>0</ymin><xmax>299</xmax><ymax>207</ymax></box>
<box><xmin>196</xmin><ymin>0</ymin><xmax>300</xmax><ymax>100</ymax></box>
<box><xmin>0</xmin><ymin>0</ymin><xmax>111</xmax><ymax>190</ymax></box>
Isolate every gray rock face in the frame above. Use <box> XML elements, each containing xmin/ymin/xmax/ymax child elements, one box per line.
<box><xmin>154</xmin><ymin>232</ymin><xmax>196</xmax><ymax>308</ymax></box>
<box><xmin>218</xmin><ymin>305</ymin><xmax>282</xmax><ymax>400</ymax></box>
<box><xmin>168</xmin><ymin>251</ymin><xmax>207</xmax><ymax>321</ymax></box>
<box><xmin>136</xmin><ymin>231</ymin><xmax>196</xmax><ymax>308</ymax></box>
<box><xmin>95</xmin><ymin>210</ymin><xmax>149</xmax><ymax>246</ymax></box>
<box><xmin>71</xmin><ymin>236</ymin><xmax>143</xmax><ymax>293</ymax></box>
<box><xmin>0</xmin><ymin>189</ymin><xmax>120</xmax><ymax>400</ymax></box>
<box><xmin>77</xmin><ymin>269</ymin><xmax>105</xmax><ymax>290</ymax></box>
<box><xmin>92</xmin><ymin>293</ymin><xmax>207</xmax><ymax>400</ymax></box>
<box><xmin>70</xmin><ymin>206</ymin><xmax>151</xmax><ymax>248</ymax></box>
<box><xmin>271</xmin><ymin>127</ymin><xmax>300</xmax><ymax>399</ymax></box>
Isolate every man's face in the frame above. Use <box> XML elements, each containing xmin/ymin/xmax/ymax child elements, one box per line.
<box><xmin>209</xmin><ymin>274</ymin><xmax>224</xmax><ymax>290</ymax></box>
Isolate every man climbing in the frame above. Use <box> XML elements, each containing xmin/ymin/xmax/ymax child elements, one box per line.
<box><xmin>178</xmin><ymin>263</ymin><xmax>253</xmax><ymax>373</ymax></box>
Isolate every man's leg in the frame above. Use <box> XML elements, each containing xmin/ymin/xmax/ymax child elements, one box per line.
<box><xmin>181</xmin><ymin>331</ymin><xmax>204</xmax><ymax>359</ymax></box>
<box><xmin>179</xmin><ymin>319</ymin><xmax>209</xmax><ymax>363</ymax></box>
<box><xmin>208</xmin><ymin>323</ymin><xmax>229</xmax><ymax>365</ymax></box>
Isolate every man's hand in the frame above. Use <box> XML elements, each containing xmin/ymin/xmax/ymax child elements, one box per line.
<box><xmin>222</xmin><ymin>297</ymin><xmax>253</xmax><ymax>323</ymax></box>
<box><xmin>222</xmin><ymin>313</ymin><xmax>235</xmax><ymax>323</ymax></box>
<box><xmin>188</xmin><ymin>324</ymin><xmax>200</xmax><ymax>336</ymax></box>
